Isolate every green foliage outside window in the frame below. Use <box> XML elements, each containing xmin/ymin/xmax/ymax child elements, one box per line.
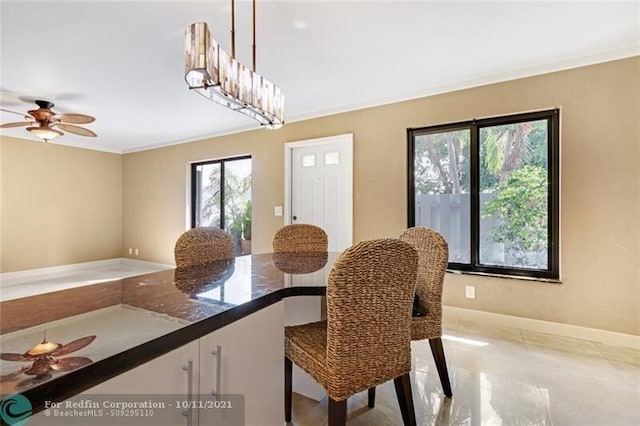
<box><xmin>220</xmin><ymin>175</ymin><xmax>251</xmax><ymax>250</ymax></box>
<box><xmin>241</xmin><ymin>200</ymin><xmax>252</xmax><ymax>240</ymax></box>
<box><xmin>482</xmin><ymin>165</ymin><xmax>548</xmax><ymax>263</ymax></box>
<box><xmin>198</xmin><ymin>159</ymin><xmax>252</xmax><ymax>252</ymax></box>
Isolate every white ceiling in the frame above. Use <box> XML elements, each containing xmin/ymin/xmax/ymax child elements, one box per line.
<box><xmin>1</xmin><ymin>1</ymin><xmax>638</xmax><ymax>153</ymax></box>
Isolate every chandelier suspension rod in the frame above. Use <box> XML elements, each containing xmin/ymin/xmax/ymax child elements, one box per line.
<box><xmin>252</xmin><ymin>0</ymin><xmax>256</xmax><ymax>72</ymax></box>
<box><xmin>231</xmin><ymin>0</ymin><xmax>236</xmax><ymax>58</ymax></box>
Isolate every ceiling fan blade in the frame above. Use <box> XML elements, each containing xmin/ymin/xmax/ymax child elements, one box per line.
<box><xmin>0</xmin><ymin>353</ymin><xmax>29</xmax><ymax>361</ymax></box>
<box><xmin>0</xmin><ymin>107</ymin><xmax>28</xmax><ymax>117</ymax></box>
<box><xmin>1</xmin><ymin>121</ymin><xmax>33</xmax><ymax>128</ymax></box>
<box><xmin>52</xmin><ymin>335</ymin><xmax>96</xmax><ymax>356</ymax></box>
<box><xmin>50</xmin><ymin>357</ymin><xmax>93</xmax><ymax>372</ymax></box>
<box><xmin>56</xmin><ymin>123</ymin><xmax>97</xmax><ymax>137</ymax></box>
<box><xmin>54</xmin><ymin>113</ymin><xmax>95</xmax><ymax>124</ymax></box>
<box><xmin>23</xmin><ymin>359</ymin><xmax>52</xmax><ymax>376</ymax></box>
<box><xmin>1</xmin><ymin>369</ymin><xmax>25</xmax><ymax>383</ymax></box>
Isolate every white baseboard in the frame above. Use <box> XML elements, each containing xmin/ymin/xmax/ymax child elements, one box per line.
<box><xmin>0</xmin><ymin>258</ymin><xmax>173</xmax><ymax>283</ymax></box>
<box><xmin>1</xmin><ymin>258</ymin><xmax>120</xmax><ymax>282</ymax></box>
<box><xmin>443</xmin><ymin>306</ymin><xmax>640</xmax><ymax>350</ymax></box>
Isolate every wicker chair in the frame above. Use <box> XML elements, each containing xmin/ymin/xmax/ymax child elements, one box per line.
<box><xmin>285</xmin><ymin>238</ymin><xmax>418</xmax><ymax>426</ymax></box>
<box><xmin>272</xmin><ymin>224</ymin><xmax>328</xmax><ymax>253</ymax></box>
<box><xmin>369</xmin><ymin>227</ymin><xmax>452</xmax><ymax>403</ymax></box>
<box><xmin>174</xmin><ymin>227</ymin><xmax>234</xmax><ymax>268</ymax></box>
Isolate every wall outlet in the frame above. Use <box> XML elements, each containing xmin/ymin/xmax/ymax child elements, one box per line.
<box><xmin>134</xmin><ymin>248</ymin><xmax>139</xmax><ymax>256</ymax></box>
<box><xmin>465</xmin><ymin>285</ymin><xmax>476</xmax><ymax>299</ymax></box>
<box><xmin>128</xmin><ymin>248</ymin><xmax>133</xmax><ymax>255</ymax></box>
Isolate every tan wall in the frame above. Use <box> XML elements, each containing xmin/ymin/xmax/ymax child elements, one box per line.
<box><xmin>1</xmin><ymin>137</ymin><xmax>122</xmax><ymax>272</ymax></box>
<box><xmin>123</xmin><ymin>57</ymin><xmax>639</xmax><ymax>335</ymax></box>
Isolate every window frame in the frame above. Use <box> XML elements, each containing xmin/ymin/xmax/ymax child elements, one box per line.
<box><xmin>407</xmin><ymin>109</ymin><xmax>560</xmax><ymax>280</ymax></box>
<box><xmin>190</xmin><ymin>155</ymin><xmax>252</xmax><ymax>229</ymax></box>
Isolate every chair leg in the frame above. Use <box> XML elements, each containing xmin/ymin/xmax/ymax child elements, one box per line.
<box><xmin>367</xmin><ymin>387</ymin><xmax>376</xmax><ymax>408</ymax></box>
<box><xmin>328</xmin><ymin>398</ymin><xmax>347</xmax><ymax>426</ymax></box>
<box><xmin>429</xmin><ymin>337</ymin><xmax>452</xmax><ymax>397</ymax></box>
<box><xmin>393</xmin><ymin>373</ymin><xmax>416</xmax><ymax>426</ymax></box>
<box><xmin>285</xmin><ymin>357</ymin><xmax>292</xmax><ymax>422</ymax></box>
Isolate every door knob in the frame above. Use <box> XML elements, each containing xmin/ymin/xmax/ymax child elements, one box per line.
<box><xmin>292</xmin><ymin>215</ymin><xmax>297</xmax><ymax>221</ymax></box>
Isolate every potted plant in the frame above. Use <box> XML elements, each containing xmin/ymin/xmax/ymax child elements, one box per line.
<box><xmin>240</xmin><ymin>200</ymin><xmax>252</xmax><ymax>254</ymax></box>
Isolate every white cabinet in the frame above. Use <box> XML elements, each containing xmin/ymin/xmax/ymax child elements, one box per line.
<box><xmin>199</xmin><ymin>303</ymin><xmax>284</xmax><ymax>426</ymax></box>
<box><xmin>54</xmin><ymin>340</ymin><xmax>199</xmax><ymax>426</ymax></box>
<box><xmin>78</xmin><ymin>303</ymin><xmax>285</xmax><ymax>426</ymax></box>
<box><xmin>87</xmin><ymin>340</ymin><xmax>199</xmax><ymax>395</ymax></box>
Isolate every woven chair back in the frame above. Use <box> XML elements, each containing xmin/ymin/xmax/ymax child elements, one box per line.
<box><xmin>272</xmin><ymin>224</ymin><xmax>328</xmax><ymax>253</ymax></box>
<box><xmin>325</xmin><ymin>238</ymin><xmax>417</xmax><ymax>400</ymax></box>
<box><xmin>400</xmin><ymin>227</ymin><xmax>448</xmax><ymax>340</ymax></box>
<box><xmin>174</xmin><ymin>227</ymin><xmax>235</xmax><ymax>267</ymax></box>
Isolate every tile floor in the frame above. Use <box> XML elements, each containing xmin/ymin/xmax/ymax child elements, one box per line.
<box><xmin>289</xmin><ymin>318</ymin><xmax>640</xmax><ymax>425</ymax></box>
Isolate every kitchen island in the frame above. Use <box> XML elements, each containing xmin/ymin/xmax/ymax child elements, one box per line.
<box><xmin>0</xmin><ymin>253</ymin><xmax>334</xmax><ymax>425</ymax></box>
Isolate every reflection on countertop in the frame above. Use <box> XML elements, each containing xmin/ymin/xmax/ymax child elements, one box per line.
<box><xmin>1</xmin><ymin>253</ymin><xmax>334</xmax><ymax>334</ymax></box>
<box><xmin>1</xmin><ymin>305</ymin><xmax>186</xmax><ymax>395</ymax></box>
<box><xmin>272</xmin><ymin>252</ymin><xmax>328</xmax><ymax>274</ymax></box>
<box><xmin>0</xmin><ymin>253</ymin><xmax>335</xmax><ymax>399</ymax></box>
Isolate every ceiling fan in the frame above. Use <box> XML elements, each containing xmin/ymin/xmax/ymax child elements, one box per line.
<box><xmin>1</xmin><ymin>334</ymin><xmax>96</xmax><ymax>391</ymax></box>
<box><xmin>0</xmin><ymin>100</ymin><xmax>97</xmax><ymax>142</ymax></box>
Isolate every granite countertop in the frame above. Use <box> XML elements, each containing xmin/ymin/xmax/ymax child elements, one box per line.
<box><xmin>0</xmin><ymin>252</ymin><xmax>335</xmax><ymax>413</ymax></box>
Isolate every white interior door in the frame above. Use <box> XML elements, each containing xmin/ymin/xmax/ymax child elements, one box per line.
<box><xmin>283</xmin><ymin>134</ymin><xmax>353</xmax><ymax>401</ymax></box>
<box><xmin>286</xmin><ymin>133</ymin><xmax>353</xmax><ymax>251</ymax></box>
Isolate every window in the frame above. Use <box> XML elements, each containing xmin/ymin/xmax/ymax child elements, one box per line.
<box><xmin>408</xmin><ymin>110</ymin><xmax>559</xmax><ymax>279</ymax></box>
<box><xmin>324</xmin><ymin>151</ymin><xmax>340</xmax><ymax>165</ymax></box>
<box><xmin>302</xmin><ymin>154</ymin><xmax>316</xmax><ymax>167</ymax></box>
<box><xmin>191</xmin><ymin>156</ymin><xmax>252</xmax><ymax>255</ymax></box>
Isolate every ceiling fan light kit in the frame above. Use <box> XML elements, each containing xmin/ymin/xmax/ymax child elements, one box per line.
<box><xmin>0</xmin><ymin>99</ymin><xmax>97</xmax><ymax>143</ymax></box>
<box><xmin>184</xmin><ymin>0</ymin><xmax>284</xmax><ymax>129</ymax></box>
<box><xmin>26</xmin><ymin>125</ymin><xmax>64</xmax><ymax>141</ymax></box>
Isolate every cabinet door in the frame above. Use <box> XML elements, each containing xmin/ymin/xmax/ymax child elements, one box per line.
<box><xmin>199</xmin><ymin>303</ymin><xmax>284</xmax><ymax>426</ymax></box>
<box><xmin>79</xmin><ymin>340</ymin><xmax>200</xmax><ymax>426</ymax></box>
<box><xmin>87</xmin><ymin>340</ymin><xmax>199</xmax><ymax>394</ymax></box>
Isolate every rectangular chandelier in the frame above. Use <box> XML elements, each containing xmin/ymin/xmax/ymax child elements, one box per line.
<box><xmin>185</xmin><ymin>22</ymin><xmax>284</xmax><ymax>129</ymax></box>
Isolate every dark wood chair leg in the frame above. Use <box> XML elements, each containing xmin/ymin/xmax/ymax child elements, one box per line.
<box><xmin>368</xmin><ymin>387</ymin><xmax>376</xmax><ymax>408</ymax></box>
<box><xmin>429</xmin><ymin>337</ymin><xmax>453</xmax><ymax>397</ymax></box>
<box><xmin>285</xmin><ymin>357</ymin><xmax>292</xmax><ymax>422</ymax></box>
<box><xmin>393</xmin><ymin>373</ymin><xmax>416</xmax><ymax>426</ymax></box>
<box><xmin>328</xmin><ymin>398</ymin><xmax>347</xmax><ymax>426</ymax></box>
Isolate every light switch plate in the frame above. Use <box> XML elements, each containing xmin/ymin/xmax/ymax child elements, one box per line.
<box><xmin>274</xmin><ymin>206</ymin><xmax>283</xmax><ymax>216</ymax></box>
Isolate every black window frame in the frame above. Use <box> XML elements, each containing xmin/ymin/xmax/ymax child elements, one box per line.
<box><xmin>407</xmin><ymin>109</ymin><xmax>560</xmax><ymax>280</ymax></box>
<box><xmin>190</xmin><ymin>155</ymin><xmax>252</xmax><ymax>229</ymax></box>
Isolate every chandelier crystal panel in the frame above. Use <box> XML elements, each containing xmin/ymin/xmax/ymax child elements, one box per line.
<box><xmin>185</xmin><ymin>22</ymin><xmax>284</xmax><ymax>129</ymax></box>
